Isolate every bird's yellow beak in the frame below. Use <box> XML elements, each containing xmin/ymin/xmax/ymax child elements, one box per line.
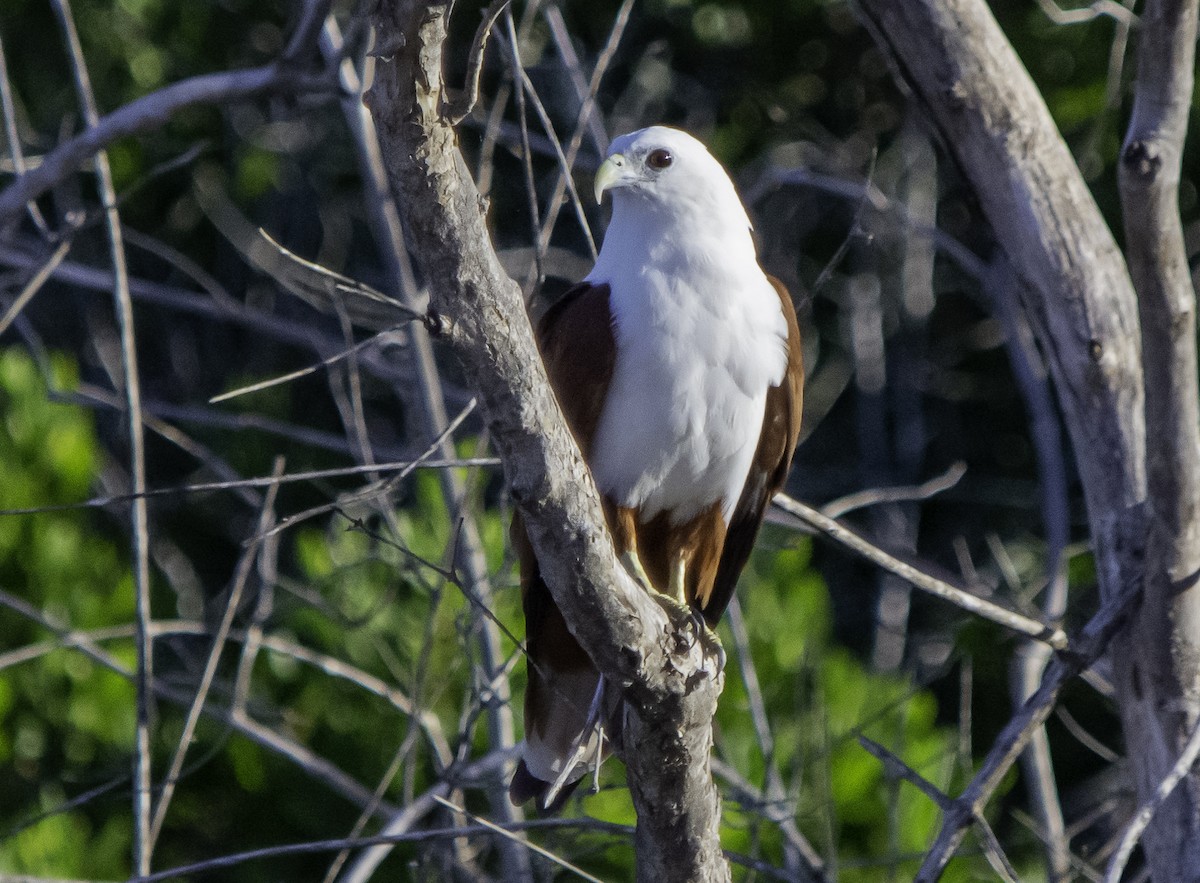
<box><xmin>594</xmin><ymin>153</ymin><xmax>629</xmax><ymax>204</ymax></box>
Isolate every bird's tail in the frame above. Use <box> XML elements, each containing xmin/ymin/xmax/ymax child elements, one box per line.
<box><xmin>509</xmin><ymin>658</ymin><xmax>619</xmax><ymax>813</ymax></box>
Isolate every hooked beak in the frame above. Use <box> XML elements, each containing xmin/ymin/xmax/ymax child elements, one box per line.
<box><xmin>594</xmin><ymin>153</ymin><xmax>631</xmax><ymax>204</ymax></box>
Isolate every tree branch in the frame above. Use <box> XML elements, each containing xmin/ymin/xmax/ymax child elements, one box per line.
<box><xmin>772</xmin><ymin>493</ymin><xmax>1068</xmax><ymax>649</ymax></box>
<box><xmin>916</xmin><ymin>584</ymin><xmax>1138</xmax><ymax>880</ymax></box>
<box><xmin>364</xmin><ymin>3</ymin><xmax>728</xmax><ymax>880</ymax></box>
<box><xmin>0</xmin><ymin>64</ymin><xmax>322</xmax><ymax>227</ymax></box>
<box><xmin>1113</xmin><ymin>0</ymin><xmax>1200</xmax><ymax>876</ymax></box>
<box><xmin>851</xmin><ymin>3</ymin><xmax>1170</xmax><ymax>875</ymax></box>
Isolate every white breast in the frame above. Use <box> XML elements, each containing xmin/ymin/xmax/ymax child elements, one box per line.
<box><xmin>588</xmin><ymin>248</ymin><xmax>788</xmax><ymax>524</ymax></box>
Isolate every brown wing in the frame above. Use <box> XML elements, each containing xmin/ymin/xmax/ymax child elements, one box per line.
<box><xmin>531</xmin><ymin>282</ymin><xmax>617</xmax><ymax>457</ymax></box>
<box><xmin>700</xmin><ymin>276</ymin><xmax>804</xmax><ymax>626</ymax></box>
<box><xmin>510</xmin><ymin>282</ymin><xmax>616</xmax><ymax>812</ymax></box>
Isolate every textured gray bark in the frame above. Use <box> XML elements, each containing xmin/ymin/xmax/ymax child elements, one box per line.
<box><xmin>364</xmin><ymin>4</ymin><xmax>728</xmax><ymax>880</ymax></box>
<box><xmin>1116</xmin><ymin>0</ymin><xmax>1200</xmax><ymax>878</ymax></box>
<box><xmin>854</xmin><ymin>0</ymin><xmax>1200</xmax><ymax>879</ymax></box>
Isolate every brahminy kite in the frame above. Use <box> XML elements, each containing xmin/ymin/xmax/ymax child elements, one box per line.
<box><xmin>509</xmin><ymin>126</ymin><xmax>804</xmax><ymax>812</ymax></box>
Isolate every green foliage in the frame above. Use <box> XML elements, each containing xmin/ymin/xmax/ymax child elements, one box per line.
<box><xmin>0</xmin><ymin>347</ymin><xmax>993</xmax><ymax>879</ymax></box>
<box><xmin>712</xmin><ymin>534</ymin><xmax>998</xmax><ymax>881</ymax></box>
<box><xmin>0</xmin><ymin>351</ymin><xmax>133</xmax><ymax>879</ymax></box>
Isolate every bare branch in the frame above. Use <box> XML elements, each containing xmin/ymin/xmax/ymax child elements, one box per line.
<box><xmin>432</xmin><ymin>795</ymin><xmax>606</xmax><ymax>883</ymax></box>
<box><xmin>533</xmin><ymin>0</ymin><xmax>635</xmax><ymax>261</ymax></box>
<box><xmin>817</xmin><ymin>461</ymin><xmax>966</xmax><ymax>520</ymax></box>
<box><xmin>772</xmin><ymin>493</ymin><xmax>1068</xmax><ymax>649</ymax></box>
<box><xmin>914</xmin><ymin>585</ymin><xmax>1138</xmax><ymax>879</ymax></box>
<box><xmin>0</xmin><ymin>589</ymin><xmax>400</xmax><ymax>818</ymax></box>
<box><xmin>1033</xmin><ymin>0</ymin><xmax>1139</xmax><ymax>27</ymax></box>
<box><xmin>443</xmin><ymin>0</ymin><xmax>512</xmax><ymax>124</ymax></box>
<box><xmin>0</xmin><ymin>237</ymin><xmax>72</xmax><ymax>336</ymax></box>
<box><xmin>1105</xmin><ymin>717</ymin><xmax>1200</xmax><ymax>882</ymax></box>
<box><xmin>366</xmin><ymin>4</ymin><xmax>729</xmax><ymax>879</ymax></box>
<box><xmin>147</xmin><ymin>460</ymin><xmax>284</xmax><ymax>846</ymax></box>
<box><xmin>726</xmin><ymin>598</ymin><xmax>828</xmax><ymax>880</ymax></box>
<box><xmin>0</xmin><ymin>32</ymin><xmax>51</xmax><ymax>235</ymax></box>
<box><xmin>0</xmin><ymin>455</ymin><xmax>498</xmax><ymax>517</ymax></box>
<box><xmin>0</xmin><ymin>65</ymin><xmax>321</xmax><ymax>227</ymax></box>
<box><xmin>48</xmin><ymin>0</ymin><xmax>155</xmax><ymax>870</ymax></box>
<box><xmin>1112</xmin><ymin>0</ymin><xmax>1200</xmax><ymax>873</ymax></box>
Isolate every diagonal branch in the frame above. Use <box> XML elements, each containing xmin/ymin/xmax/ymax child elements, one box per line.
<box><xmin>914</xmin><ymin>585</ymin><xmax>1138</xmax><ymax>880</ymax></box>
<box><xmin>364</xmin><ymin>4</ymin><xmax>729</xmax><ymax>880</ymax></box>
<box><xmin>772</xmin><ymin>493</ymin><xmax>1068</xmax><ymax>649</ymax></box>
<box><xmin>0</xmin><ymin>65</ymin><xmax>323</xmax><ymax>228</ymax></box>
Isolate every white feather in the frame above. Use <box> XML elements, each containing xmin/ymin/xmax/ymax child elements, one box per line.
<box><xmin>585</xmin><ymin>127</ymin><xmax>788</xmax><ymax>524</ymax></box>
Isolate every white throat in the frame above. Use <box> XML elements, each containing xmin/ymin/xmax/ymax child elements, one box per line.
<box><xmin>586</xmin><ymin>191</ymin><xmax>789</xmax><ymax>523</ymax></box>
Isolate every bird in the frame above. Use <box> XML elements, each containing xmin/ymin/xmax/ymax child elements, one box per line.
<box><xmin>508</xmin><ymin>126</ymin><xmax>804</xmax><ymax>813</ymax></box>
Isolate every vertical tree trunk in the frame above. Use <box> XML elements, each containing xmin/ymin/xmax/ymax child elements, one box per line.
<box><xmin>1116</xmin><ymin>0</ymin><xmax>1200</xmax><ymax>877</ymax></box>
<box><xmin>854</xmin><ymin>0</ymin><xmax>1200</xmax><ymax>878</ymax></box>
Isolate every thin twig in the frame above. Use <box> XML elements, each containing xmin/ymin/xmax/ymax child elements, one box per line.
<box><xmin>1054</xmin><ymin>706</ymin><xmax>1120</xmax><ymax>763</ymax></box>
<box><xmin>432</xmin><ymin>795</ymin><xmax>606</xmax><ymax>883</ymax></box>
<box><xmin>49</xmin><ymin>0</ymin><xmax>154</xmax><ymax>870</ymax></box>
<box><xmin>818</xmin><ymin>461</ymin><xmax>966</xmax><ymax>520</ymax></box>
<box><xmin>209</xmin><ymin>327</ymin><xmax>405</xmax><ymax>403</ymax></box>
<box><xmin>0</xmin><ymin>616</ymin><xmax>455</xmax><ymax>767</ymax></box>
<box><xmin>727</xmin><ymin>597</ymin><xmax>828</xmax><ymax>880</ymax></box>
<box><xmin>504</xmin><ymin>8</ymin><xmax>544</xmax><ymax>293</ymax></box>
<box><xmin>914</xmin><ymin>585</ymin><xmax>1139</xmax><ymax>880</ymax></box>
<box><xmin>812</xmin><ymin>149</ymin><xmax>878</xmax><ymax>293</ymax></box>
<box><xmin>444</xmin><ymin>0</ymin><xmax>512</xmax><ymax>123</ymax></box>
<box><xmin>534</xmin><ymin>0</ymin><xmax>635</xmax><ymax>261</ymax></box>
<box><xmin>253</xmin><ymin>397</ymin><xmax>479</xmax><ymax>542</ymax></box>
<box><xmin>146</xmin><ymin>459</ymin><xmax>285</xmax><ymax>846</ymax></box>
<box><xmin>1034</xmin><ymin>0</ymin><xmax>1139</xmax><ymax>26</ymax></box>
<box><xmin>137</xmin><ymin>813</ymin><xmax>628</xmax><ymax>883</ymax></box>
<box><xmin>0</xmin><ymin>32</ymin><xmax>51</xmax><ymax>234</ymax></box>
<box><xmin>1105</xmin><ymin>717</ymin><xmax>1200</xmax><ymax>882</ymax></box>
<box><xmin>0</xmin><ymin>64</ymin><xmax>324</xmax><ymax>226</ymax></box>
<box><xmin>0</xmin><ymin>455</ymin><xmax>498</xmax><ymax>517</ymax></box>
<box><xmin>0</xmin><ymin>589</ymin><xmax>401</xmax><ymax>820</ymax></box>
<box><xmin>772</xmin><ymin>493</ymin><xmax>1069</xmax><ymax>649</ymax></box>
<box><xmin>857</xmin><ymin>734</ymin><xmax>951</xmax><ymax>809</ymax></box>
<box><xmin>0</xmin><ymin>238</ymin><xmax>72</xmax><ymax>336</ymax></box>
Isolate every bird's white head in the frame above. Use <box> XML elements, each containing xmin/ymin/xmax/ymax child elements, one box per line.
<box><xmin>588</xmin><ymin>126</ymin><xmax>758</xmax><ymax>287</ymax></box>
<box><xmin>593</xmin><ymin>126</ymin><xmax>753</xmax><ymax>231</ymax></box>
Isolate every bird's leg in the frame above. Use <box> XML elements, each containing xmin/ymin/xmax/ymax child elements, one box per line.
<box><xmin>613</xmin><ymin>506</ymin><xmax>656</xmax><ymax>592</ymax></box>
<box><xmin>668</xmin><ymin>555</ymin><xmax>688</xmax><ymax>605</ymax></box>
<box><xmin>620</xmin><ymin>549</ymin><xmax>655</xmax><ymax>593</ymax></box>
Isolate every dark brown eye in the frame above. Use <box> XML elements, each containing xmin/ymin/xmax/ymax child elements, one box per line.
<box><xmin>646</xmin><ymin>148</ymin><xmax>673</xmax><ymax>170</ymax></box>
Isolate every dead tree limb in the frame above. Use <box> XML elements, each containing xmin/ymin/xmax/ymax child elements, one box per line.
<box><xmin>364</xmin><ymin>3</ymin><xmax>729</xmax><ymax>880</ymax></box>
<box><xmin>1115</xmin><ymin>0</ymin><xmax>1200</xmax><ymax>878</ymax></box>
<box><xmin>847</xmin><ymin>0</ymin><xmax>1200</xmax><ymax>877</ymax></box>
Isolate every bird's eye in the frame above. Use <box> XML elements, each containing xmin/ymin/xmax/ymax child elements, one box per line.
<box><xmin>646</xmin><ymin>148</ymin><xmax>673</xmax><ymax>170</ymax></box>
